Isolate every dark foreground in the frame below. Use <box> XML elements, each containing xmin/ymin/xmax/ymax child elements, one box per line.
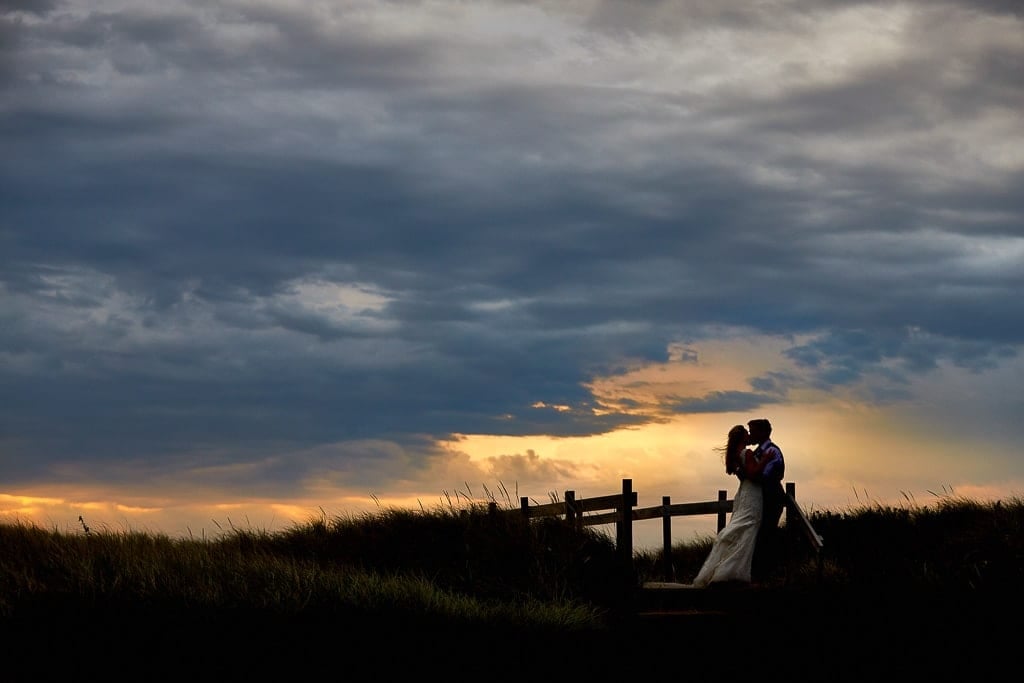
<box><xmin>2</xmin><ymin>586</ymin><xmax>1015</xmax><ymax>681</ymax></box>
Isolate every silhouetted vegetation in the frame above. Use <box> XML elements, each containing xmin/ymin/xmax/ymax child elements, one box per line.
<box><xmin>637</xmin><ymin>493</ymin><xmax>1024</xmax><ymax>592</ymax></box>
<box><xmin>4</xmin><ymin>494</ymin><xmax>1023</xmax><ymax>618</ymax></box>
<box><xmin>0</xmin><ymin>505</ymin><xmax>620</xmax><ymax>631</ymax></box>
<box><xmin>2</xmin><ymin>493</ymin><xmax>1021</xmax><ymax>677</ymax></box>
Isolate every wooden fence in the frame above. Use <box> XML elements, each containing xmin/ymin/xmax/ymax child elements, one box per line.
<box><xmin>489</xmin><ymin>478</ymin><xmax>824</xmax><ymax>582</ymax></box>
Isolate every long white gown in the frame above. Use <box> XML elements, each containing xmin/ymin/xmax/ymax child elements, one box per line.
<box><xmin>691</xmin><ymin>467</ymin><xmax>763</xmax><ymax>587</ymax></box>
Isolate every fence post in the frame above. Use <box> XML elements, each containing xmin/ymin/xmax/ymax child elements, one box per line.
<box><xmin>520</xmin><ymin>496</ymin><xmax>529</xmax><ymax>519</ymax></box>
<box><xmin>616</xmin><ymin>479</ymin><xmax>634</xmax><ymax>573</ymax></box>
<box><xmin>565</xmin><ymin>490</ymin><xmax>579</xmax><ymax>531</ymax></box>
<box><xmin>661</xmin><ymin>495</ymin><xmax>673</xmax><ymax>582</ymax></box>
<box><xmin>717</xmin><ymin>489</ymin><xmax>728</xmax><ymax>531</ymax></box>
<box><xmin>785</xmin><ymin>481</ymin><xmax>795</xmax><ymax>524</ymax></box>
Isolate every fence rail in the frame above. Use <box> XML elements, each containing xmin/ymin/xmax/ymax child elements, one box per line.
<box><xmin>490</xmin><ymin>478</ymin><xmax>823</xmax><ymax>582</ymax></box>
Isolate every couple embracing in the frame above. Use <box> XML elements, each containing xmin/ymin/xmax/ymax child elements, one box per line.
<box><xmin>691</xmin><ymin>418</ymin><xmax>786</xmax><ymax>588</ymax></box>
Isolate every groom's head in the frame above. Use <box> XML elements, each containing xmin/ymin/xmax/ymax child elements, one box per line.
<box><xmin>747</xmin><ymin>418</ymin><xmax>772</xmax><ymax>444</ymax></box>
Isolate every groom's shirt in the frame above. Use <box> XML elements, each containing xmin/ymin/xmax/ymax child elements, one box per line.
<box><xmin>755</xmin><ymin>440</ymin><xmax>785</xmax><ymax>484</ymax></box>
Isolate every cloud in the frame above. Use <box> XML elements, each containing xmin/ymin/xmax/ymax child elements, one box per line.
<box><xmin>1</xmin><ymin>0</ymin><xmax>1022</xmax><ymax>515</ymax></box>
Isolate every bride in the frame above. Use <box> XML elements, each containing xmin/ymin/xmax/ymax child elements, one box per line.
<box><xmin>691</xmin><ymin>424</ymin><xmax>764</xmax><ymax>587</ymax></box>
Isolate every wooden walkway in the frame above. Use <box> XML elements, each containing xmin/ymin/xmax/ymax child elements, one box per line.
<box><xmin>633</xmin><ymin>580</ymin><xmax>787</xmax><ymax>621</ymax></box>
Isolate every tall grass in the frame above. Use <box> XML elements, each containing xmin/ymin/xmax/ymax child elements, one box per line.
<box><xmin>4</xmin><ymin>492</ymin><xmax>1023</xmax><ymax>681</ymax></box>
<box><xmin>3</xmin><ymin>492</ymin><xmax>1022</xmax><ymax>633</ymax></box>
<box><xmin>634</xmin><ymin>492</ymin><xmax>1024</xmax><ymax>592</ymax></box>
<box><xmin>0</xmin><ymin>501</ymin><xmax>620</xmax><ymax>636</ymax></box>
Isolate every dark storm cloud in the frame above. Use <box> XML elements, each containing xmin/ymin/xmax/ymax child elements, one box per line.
<box><xmin>1</xmin><ymin>0</ymin><xmax>1022</xmax><ymax>487</ymax></box>
<box><xmin>670</xmin><ymin>391</ymin><xmax>779</xmax><ymax>414</ymax></box>
<box><xmin>1</xmin><ymin>0</ymin><xmax>58</xmax><ymax>15</ymax></box>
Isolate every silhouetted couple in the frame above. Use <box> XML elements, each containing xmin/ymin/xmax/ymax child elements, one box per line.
<box><xmin>692</xmin><ymin>418</ymin><xmax>785</xmax><ymax>587</ymax></box>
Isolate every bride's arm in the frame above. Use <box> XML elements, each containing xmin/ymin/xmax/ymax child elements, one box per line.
<box><xmin>743</xmin><ymin>448</ymin><xmax>767</xmax><ymax>479</ymax></box>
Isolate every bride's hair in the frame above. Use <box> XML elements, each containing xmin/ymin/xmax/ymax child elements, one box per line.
<box><xmin>717</xmin><ymin>424</ymin><xmax>749</xmax><ymax>475</ymax></box>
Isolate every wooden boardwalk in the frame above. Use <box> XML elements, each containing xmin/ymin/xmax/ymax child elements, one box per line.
<box><xmin>632</xmin><ymin>580</ymin><xmax>791</xmax><ymax>621</ymax></box>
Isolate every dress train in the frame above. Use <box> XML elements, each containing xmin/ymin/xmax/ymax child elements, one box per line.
<box><xmin>691</xmin><ymin>476</ymin><xmax>763</xmax><ymax>587</ymax></box>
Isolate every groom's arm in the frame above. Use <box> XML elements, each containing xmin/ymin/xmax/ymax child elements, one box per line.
<box><xmin>759</xmin><ymin>445</ymin><xmax>784</xmax><ymax>483</ymax></box>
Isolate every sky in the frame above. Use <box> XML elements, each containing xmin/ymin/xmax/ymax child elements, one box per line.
<box><xmin>2</xmin><ymin>0</ymin><xmax>1023</xmax><ymax>552</ymax></box>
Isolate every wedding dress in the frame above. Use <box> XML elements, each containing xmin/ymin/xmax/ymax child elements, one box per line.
<box><xmin>691</xmin><ymin>466</ymin><xmax>763</xmax><ymax>587</ymax></box>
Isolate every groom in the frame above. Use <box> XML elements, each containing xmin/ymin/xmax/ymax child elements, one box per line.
<box><xmin>747</xmin><ymin>418</ymin><xmax>785</xmax><ymax>582</ymax></box>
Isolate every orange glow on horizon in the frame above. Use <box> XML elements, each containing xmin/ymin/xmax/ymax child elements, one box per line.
<box><xmin>2</xmin><ymin>339</ymin><xmax>1022</xmax><ymax>551</ymax></box>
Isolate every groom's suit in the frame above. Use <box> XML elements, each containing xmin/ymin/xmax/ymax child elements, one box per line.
<box><xmin>751</xmin><ymin>440</ymin><xmax>785</xmax><ymax>582</ymax></box>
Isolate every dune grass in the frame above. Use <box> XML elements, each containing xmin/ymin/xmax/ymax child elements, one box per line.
<box><xmin>3</xmin><ymin>492</ymin><xmax>1023</xmax><ymax>680</ymax></box>
<box><xmin>0</xmin><ymin>503</ymin><xmax>624</xmax><ymax>639</ymax></box>
<box><xmin>3</xmin><ymin>491</ymin><xmax>1022</xmax><ymax>633</ymax></box>
<box><xmin>634</xmin><ymin>491</ymin><xmax>1024</xmax><ymax>591</ymax></box>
